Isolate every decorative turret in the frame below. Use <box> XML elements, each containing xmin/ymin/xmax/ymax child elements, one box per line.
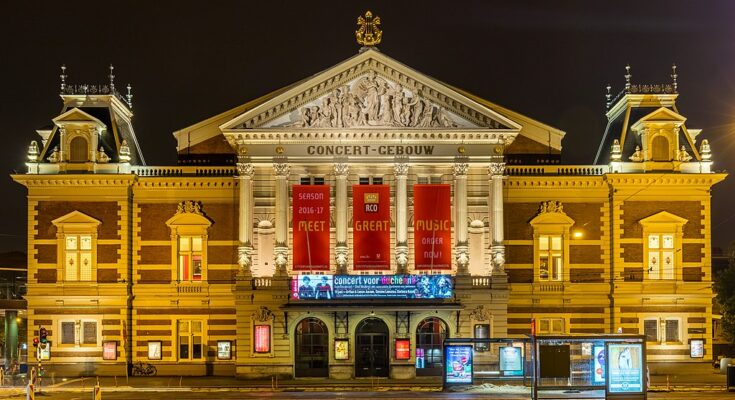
<box><xmin>27</xmin><ymin>141</ymin><xmax>39</xmax><ymax>162</ymax></box>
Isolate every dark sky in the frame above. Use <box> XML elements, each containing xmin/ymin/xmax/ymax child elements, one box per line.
<box><xmin>2</xmin><ymin>1</ymin><xmax>735</xmax><ymax>252</ymax></box>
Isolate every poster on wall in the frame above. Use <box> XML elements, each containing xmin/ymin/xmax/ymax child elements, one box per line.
<box><xmin>413</xmin><ymin>184</ymin><xmax>452</xmax><ymax>270</ymax></box>
<box><xmin>103</xmin><ymin>341</ymin><xmax>117</xmax><ymax>360</ymax></box>
<box><xmin>335</xmin><ymin>339</ymin><xmax>349</xmax><ymax>360</ymax></box>
<box><xmin>690</xmin><ymin>340</ymin><xmax>704</xmax><ymax>358</ymax></box>
<box><xmin>499</xmin><ymin>346</ymin><xmax>523</xmax><ymax>376</ymax></box>
<box><xmin>292</xmin><ymin>185</ymin><xmax>330</xmax><ymax>270</ymax></box>
<box><xmin>352</xmin><ymin>185</ymin><xmax>391</xmax><ymax>270</ymax></box>
<box><xmin>217</xmin><ymin>341</ymin><xmax>232</xmax><ymax>360</ymax></box>
<box><xmin>254</xmin><ymin>325</ymin><xmax>271</xmax><ymax>353</ymax></box>
<box><xmin>395</xmin><ymin>339</ymin><xmax>410</xmax><ymax>360</ymax></box>
<box><xmin>444</xmin><ymin>345</ymin><xmax>473</xmax><ymax>384</ymax></box>
<box><xmin>148</xmin><ymin>341</ymin><xmax>162</xmax><ymax>360</ymax></box>
<box><xmin>290</xmin><ymin>274</ymin><xmax>453</xmax><ymax>300</ymax></box>
<box><xmin>607</xmin><ymin>343</ymin><xmax>644</xmax><ymax>393</ymax></box>
<box><xmin>593</xmin><ymin>345</ymin><xmax>605</xmax><ymax>384</ymax></box>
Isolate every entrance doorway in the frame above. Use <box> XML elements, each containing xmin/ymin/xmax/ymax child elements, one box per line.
<box><xmin>355</xmin><ymin>318</ymin><xmax>389</xmax><ymax>377</ymax></box>
<box><xmin>416</xmin><ymin>317</ymin><xmax>448</xmax><ymax>376</ymax></box>
<box><xmin>294</xmin><ymin>318</ymin><xmax>329</xmax><ymax>377</ymax></box>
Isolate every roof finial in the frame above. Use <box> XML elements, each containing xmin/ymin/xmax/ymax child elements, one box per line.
<box><xmin>624</xmin><ymin>64</ymin><xmax>631</xmax><ymax>91</ymax></box>
<box><xmin>356</xmin><ymin>11</ymin><xmax>382</xmax><ymax>48</ymax></box>
<box><xmin>671</xmin><ymin>63</ymin><xmax>678</xmax><ymax>93</ymax></box>
<box><xmin>108</xmin><ymin>64</ymin><xmax>115</xmax><ymax>91</ymax></box>
<box><xmin>605</xmin><ymin>84</ymin><xmax>612</xmax><ymax>110</ymax></box>
<box><xmin>60</xmin><ymin>64</ymin><xmax>67</xmax><ymax>93</ymax></box>
<box><xmin>126</xmin><ymin>83</ymin><xmax>133</xmax><ymax>109</ymax></box>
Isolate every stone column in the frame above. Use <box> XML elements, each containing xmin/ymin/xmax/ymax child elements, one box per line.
<box><xmin>334</xmin><ymin>160</ymin><xmax>349</xmax><ymax>273</ymax></box>
<box><xmin>453</xmin><ymin>157</ymin><xmax>469</xmax><ymax>275</ymax></box>
<box><xmin>394</xmin><ymin>158</ymin><xmax>409</xmax><ymax>273</ymax></box>
<box><xmin>273</xmin><ymin>158</ymin><xmax>290</xmax><ymax>277</ymax></box>
<box><xmin>237</xmin><ymin>155</ymin><xmax>255</xmax><ymax>277</ymax></box>
<box><xmin>489</xmin><ymin>161</ymin><xmax>506</xmax><ymax>274</ymax></box>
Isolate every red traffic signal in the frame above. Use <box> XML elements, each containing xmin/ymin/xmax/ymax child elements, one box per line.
<box><xmin>32</xmin><ymin>337</ymin><xmax>39</xmax><ymax>347</ymax></box>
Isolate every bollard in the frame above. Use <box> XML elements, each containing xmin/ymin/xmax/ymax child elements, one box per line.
<box><xmin>93</xmin><ymin>377</ymin><xmax>102</xmax><ymax>400</ymax></box>
<box><xmin>26</xmin><ymin>383</ymin><xmax>34</xmax><ymax>400</ymax></box>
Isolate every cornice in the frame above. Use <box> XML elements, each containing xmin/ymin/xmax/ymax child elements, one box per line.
<box><xmin>12</xmin><ymin>174</ymin><xmax>136</xmax><ymax>187</ymax></box>
<box><xmin>134</xmin><ymin>179</ymin><xmax>237</xmax><ymax>188</ymax></box>
<box><xmin>604</xmin><ymin>173</ymin><xmax>727</xmax><ymax>186</ymax></box>
<box><xmin>505</xmin><ymin>176</ymin><xmax>606</xmax><ymax>188</ymax></box>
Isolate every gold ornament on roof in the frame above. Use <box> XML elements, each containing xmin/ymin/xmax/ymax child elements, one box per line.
<box><xmin>356</xmin><ymin>11</ymin><xmax>382</xmax><ymax>47</ymax></box>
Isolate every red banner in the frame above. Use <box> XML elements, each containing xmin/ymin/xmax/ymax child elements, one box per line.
<box><xmin>413</xmin><ymin>184</ymin><xmax>452</xmax><ymax>270</ymax></box>
<box><xmin>292</xmin><ymin>185</ymin><xmax>330</xmax><ymax>270</ymax></box>
<box><xmin>353</xmin><ymin>185</ymin><xmax>391</xmax><ymax>270</ymax></box>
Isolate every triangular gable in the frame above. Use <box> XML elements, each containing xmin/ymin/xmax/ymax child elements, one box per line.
<box><xmin>52</xmin><ymin>210</ymin><xmax>102</xmax><ymax>227</ymax></box>
<box><xmin>52</xmin><ymin>107</ymin><xmax>106</xmax><ymax>127</ymax></box>
<box><xmin>638</xmin><ymin>211</ymin><xmax>688</xmax><ymax>226</ymax></box>
<box><xmin>220</xmin><ymin>48</ymin><xmax>522</xmax><ymax>132</ymax></box>
<box><xmin>630</xmin><ymin>107</ymin><xmax>686</xmax><ymax>131</ymax></box>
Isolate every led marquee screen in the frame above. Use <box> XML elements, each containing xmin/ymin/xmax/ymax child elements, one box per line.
<box><xmin>291</xmin><ymin>274</ymin><xmax>453</xmax><ymax>300</ymax></box>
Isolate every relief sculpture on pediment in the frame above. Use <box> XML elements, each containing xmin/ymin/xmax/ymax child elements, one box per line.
<box><xmin>290</xmin><ymin>71</ymin><xmax>459</xmax><ymax>129</ymax></box>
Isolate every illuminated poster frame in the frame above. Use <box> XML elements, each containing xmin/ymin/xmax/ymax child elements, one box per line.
<box><xmin>217</xmin><ymin>340</ymin><xmax>232</xmax><ymax>360</ymax></box>
<box><xmin>395</xmin><ymin>339</ymin><xmax>410</xmax><ymax>360</ymax></box>
<box><xmin>592</xmin><ymin>345</ymin><xmax>605</xmax><ymax>385</ymax></box>
<box><xmin>444</xmin><ymin>345</ymin><xmax>473</xmax><ymax>385</ymax></box>
<box><xmin>102</xmin><ymin>341</ymin><xmax>117</xmax><ymax>361</ymax></box>
<box><xmin>690</xmin><ymin>339</ymin><xmax>704</xmax><ymax>358</ymax></box>
<box><xmin>499</xmin><ymin>346</ymin><xmax>523</xmax><ymax>377</ymax></box>
<box><xmin>334</xmin><ymin>338</ymin><xmax>349</xmax><ymax>360</ymax></box>
<box><xmin>254</xmin><ymin>325</ymin><xmax>271</xmax><ymax>353</ymax></box>
<box><xmin>606</xmin><ymin>342</ymin><xmax>644</xmax><ymax>395</ymax></box>
<box><xmin>147</xmin><ymin>341</ymin><xmax>162</xmax><ymax>360</ymax></box>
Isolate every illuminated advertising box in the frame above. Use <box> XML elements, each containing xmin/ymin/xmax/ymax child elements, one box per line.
<box><xmin>444</xmin><ymin>345</ymin><xmax>473</xmax><ymax>384</ymax></box>
<box><xmin>606</xmin><ymin>343</ymin><xmax>643</xmax><ymax>394</ymax></box>
<box><xmin>593</xmin><ymin>345</ymin><xmax>605</xmax><ymax>384</ymax></box>
<box><xmin>254</xmin><ymin>325</ymin><xmax>271</xmax><ymax>353</ymax></box>
<box><xmin>499</xmin><ymin>346</ymin><xmax>523</xmax><ymax>377</ymax></box>
<box><xmin>690</xmin><ymin>339</ymin><xmax>704</xmax><ymax>358</ymax></box>
<box><xmin>103</xmin><ymin>341</ymin><xmax>117</xmax><ymax>361</ymax></box>
<box><xmin>335</xmin><ymin>339</ymin><xmax>349</xmax><ymax>360</ymax></box>
<box><xmin>217</xmin><ymin>341</ymin><xmax>232</xmax><ymax>360</ymax></box>
<box><xmin>291</xmin><ymin>274</ymin><xmax>453</xmax><ymax>300</ymax></box>
<box><xmin>395</xmin><ymin>339</ymin><xmax>410</xmax><ymax>360</ymax></box>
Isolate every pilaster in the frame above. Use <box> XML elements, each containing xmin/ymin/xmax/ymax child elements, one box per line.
<box><xmin>394</xmin><ymin>157</ymin><xmax>409</xmax><ymax>273</ymax></box>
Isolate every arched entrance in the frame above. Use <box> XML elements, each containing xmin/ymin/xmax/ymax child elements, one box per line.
<box><xmin>294</xmin><ymin>317</ymin><xmax>329</xmax><ymax>377</ymax></box>
<box><xmin>355</xmin><ymin>318</ymin><xmax>389</xmax><ymax>377</ymax></box>
<box><xmin>415</xmin><ymin>317</ymin><xmax>448</xmax><ymax>376</ymax></box>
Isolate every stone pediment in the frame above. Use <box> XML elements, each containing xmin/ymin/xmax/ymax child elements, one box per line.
<box><xmin>220</xmin><ymin>49</ymin><xmax>521</xmax><ymax>133</ymax></box>
<box><xmin>52</xmin><ymin>107</ymin><xmax>105</xmax><ymax>127</ymax></box>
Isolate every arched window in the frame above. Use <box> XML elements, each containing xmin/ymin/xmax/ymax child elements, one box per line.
<box><xmin>416</xmin><ymin>317</ymin><xmax>447</xmax><ymax>376</ymax></box>
<box><xmin>651</xmin><ymin>136</ymin><xmax>670</xmax><ymax>161</ymax></box>
<box><xmin>294</xmin><ymin>318</ymin><xmax>329</xmax><ymax>377</ymax></box>
<box><xmin>69</xmin><ymin>136</ymin><xmax>88</xmax><ymax>162</ymax></box>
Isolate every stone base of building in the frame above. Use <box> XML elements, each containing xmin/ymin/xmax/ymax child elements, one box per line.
<box><xmin>41</xmin><ymin>362</ymin><xmax>128</xmax><ymax>377</ymax></box>
<box><xmin>235</xmin><ymin>364</ymin><xmax>293</xmax><ymax>379</ymax></box>
<box><xmin>329</xmin><ymin>364</ymin><xmax>353</xmax><ymax>379</ymax></box>
<box><xmin>389</xmin><ymin>364</ymin><xmax>416</xmax><ymax>379</ymax></box>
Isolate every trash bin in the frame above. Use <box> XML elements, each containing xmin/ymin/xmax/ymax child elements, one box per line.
<box><xmin>721</xmin><ymin>358</ymin><xmax>732</xmax><ymax>374</ymax></box>
<box><xmin>728</xmin><ymin>365</ymin><xmax>735</xmax><ymax>392</ymax></box>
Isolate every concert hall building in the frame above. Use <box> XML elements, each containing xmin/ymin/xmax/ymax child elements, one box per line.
<box><xmin>13</xmin><ymin>13</ymin><xmax>725</xmax><ymax>378</ymax></box>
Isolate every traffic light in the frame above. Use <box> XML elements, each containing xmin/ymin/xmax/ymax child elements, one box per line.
<box><xmin>32</xmin><ymin>337</ymin><xmax>39</xmax><ymax>347</ymax></box>
<box><xmin>39</xmin><ymin>327</ymin><xmax>48</xmax><ymax>344</ymax></box>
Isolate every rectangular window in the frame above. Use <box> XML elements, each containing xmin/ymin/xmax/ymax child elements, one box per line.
<box><xmin>644</xmin><ymin>319</ymin><xmax>658</xmax><ymax>342</ymax></box>
<box><xmin>648</xmin><ymin>233</ymin><xmax>675</xmax><ymax>280</ymax></box>
<box><xmin>372</xmin><ymin>177</ymin><xmax>383</xmax><ymax>185</ymax></box>
<box><xmin>64</xmin><ymin>234</ymin><xmax>93</xmax><ymax>281</ymax></box>
<box><xmin>537</xmin><ymin>318</ymin><xmax>565</xmax><ymax>334</ymax></box>
<box><xmin>61</xmin><ymin>322</ymin><xmax>75</xmax><ymax>345</ymax></box>
<box><xmin>178</xmin><ymin>320</ymin><xmax>203</xmax><ymax>360</ymax></box>
<box><xmin>359</xmin><ymin>176</ymin><xmax>370</xmax><ymax>185</ymax></box>
<box><xmin>300</xmin><ymin>177</ymin><xmax>311</xmax><ymax>185</ymax></box>
<box><xmin>82</xmin><ymin>321</ymin><xmax>97</xmax><ymax>345</ymax></box>
<box><xmin>178</xmin><ymin>237</ymin><xmax>203</xmax><ymax>282</ymax></box>
<box><xmin>665</xmin><ymin>319</ymin><xmax>680</xmax><ymax>343</ymax></box>
<box><xmin>313</xmin><ymin>177</ymin><xmax>325</xmax><ymax>185</ymax></box>
<box><xmin>538</xmin><ymin>235</ymin><xmax>563</xmax><ymax>281</ymax></box>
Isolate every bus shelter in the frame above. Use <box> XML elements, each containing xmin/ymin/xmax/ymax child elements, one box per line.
<box><xmin>442</xmin><ymin>334</ymin><xmax>647</xmax><ymax>400</ymax></box>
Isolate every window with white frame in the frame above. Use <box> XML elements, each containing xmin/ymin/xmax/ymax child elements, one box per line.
<box><xmin>178</xmin><ymin>320</ymin><xmax>204</xmax><ymax>360</ymax></box>
<box><xmin>643</xmin><ymin>318</ymin><xmax>658</xmax><ymax>342</ymax></box>
<box><xmin>59</xmin><ymin>320</ymin><xmax>98</xmax><ymax>346</ymax></box>
<box><xmin>178</xmin><ymin>236</ymin><xmax>203</xmax><ymax>282</ymax></box>
<box><xmin>665</xmin><ymin>319</ymin><xmax>681</xmax><ymax>343</ymax></box>
<box><xmin>538</xmin><ymin>235</ymin><xmax>563</xmax><ymax>281</ymax></box>
<box><xmin>641</xmin><ymin>317</ymin><xmax>682</xmax><ymax>343</ymax></box>
<box><xmin>537</xmin><ymin>318</ymin><xmax>565</xmax><ymax>334</ymax></box>
<box><xmin>64</xmin><ymin>234</ymin><xmax>93</xmax><ymax>281</ymax></box>
<box><xmin>647</xmin><ymin>233</ymin><xmax>675</xmax><ymax>280</ymax></box>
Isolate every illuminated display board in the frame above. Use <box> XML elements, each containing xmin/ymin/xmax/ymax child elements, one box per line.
<box><xmin>395</xmin><ymin>339</ymin><xmax>410</xmax><ymax>360</ymax></box>
<box><xmin>607</xmin><ymin>343</ymin><xmax>643</xmax><ymax>394</ymax></box>
<box><xmin>499</xmin><ymin>346</ymin><xmax>523</xmax><ymax>376</ymax></box>
<box><xmin>335</xmin><ymin>339</ymin><xmax>349</xmax><ymax>360</ymax></box>
<box><xmin>593</xmin><ymin>345</ymin><xmax>605</xmax><ymax>384</ymax></box>
<box><xmin>444</xmin><ymin>345</ymin><xmax>473</xmax><ymax>384</ymax></box>
<box><xmin>103</xmin><ymin>341</ymin><xmax>117</xmax><ymax>360</ymax></box>
<box><xmin>690</xmin><ymin>339</ymin><xmax>704</xmax><ymax>358</ymax></box>
<box><xmin>254</xmin><ymin>325</ymin><xmax>271</xmax><ymax>353</ymax></box>
<box><xmin>291</xmin><ymin>274</ymin><xmax>453</xmax><ymax>300</ymax></box>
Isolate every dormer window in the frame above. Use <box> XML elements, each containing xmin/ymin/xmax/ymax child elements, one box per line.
<box><xmin>69</xmin><ymin>136</ymin><xmax>89</xmax><ymax>162</ymax></box>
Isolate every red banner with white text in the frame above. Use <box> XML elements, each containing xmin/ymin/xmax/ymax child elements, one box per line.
<box><xmin>413</xmin><ymin>184</ymin><xmax>452</xmax><ymax>270</ymax></box>
<box><xmin>353</xmin><ymin>185</ymin><xmax>391</xmax><ymax>270</ymax></box>
<box><xmin>292</xmin><ymin>185</ymin><xmax>330</xmax><ymax>270</ymax></box>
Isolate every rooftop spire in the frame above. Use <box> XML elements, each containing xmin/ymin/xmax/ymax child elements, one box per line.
<box><xmin>356</xmin><ymin>11</ymin><xmax>382</xmax><ymax>48</ymax></box>
<box><xmin>59</xmin><ymin>64</ymin><xmax>67</xmax><ymax>93</ymax></box>
<box><xmin>624</xmin><ymin>64</ymin><xmax>631</xmax><ymax>91</ymax></box>
<box><xmin>671</xmin><ymin>63</ymin><xmax>678</xmax><ymax>92</ymax></box>
<box><xmin>109</xmin><ymin>64</ymin><xmax>115</xmax><ymax>91</ymax></box>
<box><xmin>126</xmin><ymin>83</ymin><xmax>133</xmax><ymax>109</ymax></box>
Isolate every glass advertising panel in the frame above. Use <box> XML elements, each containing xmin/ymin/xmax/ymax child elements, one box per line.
<box><xmin>690</xmin><ymin>339</ymin><xmax>704</xmax><ymax>358</ymax></box>
<box><xmin>593</xmin><ymin>345</ymin><xmax>605</xmax><ymax>384</ymax></box>
<box><xmin>291</xmin><ymin>274</ymin><xmax>453</xmax><ymax>300</ymax></box>
<box><xmin>217</xmin><ymin>341</ymin><xmax>232</xmax><ymax>360</ymax></box>
<box><xmin>254</xmin><ymin>325</ymin><xmax>271</xmax><ymax>353</ymax></box>
<box><xmin>148</xmin><ymin>341</ymin><xmax>162</xmax><ymax>360</ymax></box>
<box><xmin>335</xmin><ymin>339</ymin><xmax>349</xmax><ymax>360</ymax></box>
<box><xmin>395</xmin><ymin>339</ymin><xmax>410</xmax><ymax>360</ymax></box>
<box><xmin>607</xmin><ymin>343</ymin><xmax>644</xmax><ymax>393</ymax></box>
<box><xmin>499</xmin><ymin>346</ymin><xmax>523</xmax><ymax>376</ymax></box>
<box><xmin>444</xmin><ymin>345</ymin><xmax>473</xmax><ymax>384</ymax></box>
<box><xmin>103</xmin><ymin>341</ymin><xmax>117</xmax><ymax>360</ymax></box>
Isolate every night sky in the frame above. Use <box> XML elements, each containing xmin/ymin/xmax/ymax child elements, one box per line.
<box><xmin>2</xmin><ymin>1</ymin><xmax>735</xmax><ymax>253</ymax></box>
